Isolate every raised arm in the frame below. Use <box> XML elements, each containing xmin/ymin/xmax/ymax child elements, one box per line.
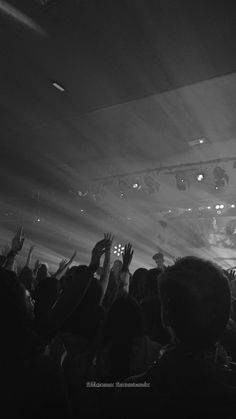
<box><xmin>3</xmin><ymin>227</ymin><xmax>24</xmax><ymax>271</ymax></box>
<box><xmin>88</xmin><ymin>238</ymin><xmax>110</xmax><ymax>275</ymax></box>
<box><xmin>100</xmin><ymin>233</ymin><xmax>114</xmax><ymax>300</ymax></box>
<box><xmin>120</xmin><ymin>243</ymin><xmax>134</xmax><ymax>293</ymax></box>
<box><xmin>25</xmin><ymin>245</ymin><xmax>35</xmax><ymax>268</ymax></box>
<box><xmin>53</xmin><ymin>251</ymin><xmax>77</xmax><ymax>281</ymax></box>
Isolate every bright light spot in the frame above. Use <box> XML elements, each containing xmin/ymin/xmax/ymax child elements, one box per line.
<box><xmin>36</xmin><ymin>218</ymin><xmax>40</xmax><ymax>222</ymax></box>
<box><xmin>199</xmin><ymin>139</ymin><xmax>204</xmax><ymax>144</ymax></box>
<box><xmin>133</xmin><ymin>183</ymin><xmax>138</xmax><ymax>189</ymax></box>
<box><xmin>52</xmin><ymin>82</ymin><xmax>65</xmax><ymax>92</ymax></box>
<box><xmin>231</xmin><ymin>204</ymin><xmax>235</xmax><ymax>208</ymax></box>
<box><xmin>80</xmin><ymin>209</ymin><xmax>84</xmax><ymax>212</ymax></box>
<box><xmin>219</xmin><ymin>204</ymin><xmax>224</xmax><ymax>209</ymax></box>
<box><xmin>187</xmin><ymin>208</ymin><xmax>192</xmax><ymax>211</ymax></box>
<box><xmin>215</xmin><ymin>205</ymin><xmax>220</xmax><ymax>209</ymax></box>
<box><xmin>196</xmin><ymin>173</ymin><xmax>204</xmax><ymax>182</ymax></box>
<box><xmin>168</xmin><ymin>210</ymin><xmax>172</xmax><ymax>213</ymax></box>
<box><xmin>207</xmin><ymin>206</ymin><xmax>211</xmax><ymax>210</ymax></box>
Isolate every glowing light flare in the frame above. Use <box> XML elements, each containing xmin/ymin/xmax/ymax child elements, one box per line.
<box><xmin>113</xmin><ymin>243</ymin><xmax>125</xmax><ymax>257</ymax></box>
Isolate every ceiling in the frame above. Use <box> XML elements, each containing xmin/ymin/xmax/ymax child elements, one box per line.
<box><xmin>1</xmin><ymin>0</ymin><xmax>236</xmax><ymax>270</ymax></box>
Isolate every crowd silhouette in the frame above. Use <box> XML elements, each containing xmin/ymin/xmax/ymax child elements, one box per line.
<box><xmin>1</xmin><ymin>226</ymin><xmax>236</xmax><ymax>418</ymax></box>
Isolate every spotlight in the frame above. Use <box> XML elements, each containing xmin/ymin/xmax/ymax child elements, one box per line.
<box><xmin>215</xmin><ymin>205</ymin><xmax>220</xmax><ymax>209</ymax></box>
<box><xmin>219</xmin><ymin>204</ymin><xmax>225</xmax><ymax>209</ymax></box>
<box><xmin>231</xmin><ymin>204</ymin><xmax>235</xmax><ymax>208</ymax></box>
<box><xmin>113</xmin><ymin>243</ymin><xmax>124</xmax><ymax>257</ymax></box>
<box><xmin>175</xmin><ymin>171</ymin><xmax>187</xmax><ymax>191</ymax></box>
<box><xmin>213</xmin><ymin>166</ymin><xmax>229</xmax><ymax>189</ymax></box>
<box><xmin>78</xmin><ymin>190</ymin><xmax>88</xmax><ymax>197</ymax></box>
<box><xmin>132</xmin><ymin>178</ymin><xmax>142</xmax><ymax>190</ymax></box>
<box><xmin>196</xmin><ymin>172</ymin><xmax>204</xmax><ymax>182</ymax></box>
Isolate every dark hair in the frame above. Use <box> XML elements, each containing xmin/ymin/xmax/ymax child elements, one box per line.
<box><xmin>62</xmin><ymin>274</ymin><xmax>104</xmax><ymax>339</ymax></box>
<box><xmin>144</xmin><ymin>268</ymin><xmax>162</xmax><ymax>298</ymax></box>
<box><xmin>129</xmin><ymin>268</ymin><xmax>148</xmax><ymax>302</ymax></box>
<box><xmin>0</xmin><ymin>267</ymin><xmax>39</xmax><ymax>358</ymax></box>
<box><xmin>159</xmin><ymin>257</ymin><xmax>231</xmax><ymax>348</ymax></box>
<box><xmin>19</xmin><ymin>267</ymin><xmax>34</xmax><ymax>293</ymax></box>
<box><xmin>103</xmin><ymin>294</ymin><xmax>145</xmax><ymax>381</ymax></box>
<box><xmin>36</xmin><ymin>264</ymin><xmax>48</xmax><ymax>282</ymax></box>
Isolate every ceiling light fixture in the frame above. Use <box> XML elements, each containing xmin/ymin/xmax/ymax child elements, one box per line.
<box><xmin>52</xmin><ymin>81</ymin><xmax>65</xmax><ymax>92</ymax></box>
<box><xmin>196</xmin><ymin>172</ymin><xmax>204</xmax><ymax>182</ymax></box>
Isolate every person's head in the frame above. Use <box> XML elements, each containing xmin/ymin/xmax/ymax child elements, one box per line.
<box><xmin>0</xmin><ymin>267</ymin><xmax>35</xmax><ymax>337</ymax></box>
<box><xmin>129</xmin><ymin>268</ymin><xmax>148</xmax><ymax>302</ymax></box>
<box><xmin>159</xmin><ymin>257</ymin><xmax>231</xmax><ymax>350</ymax></box>
<box><xmin>104</xmin><ymin>294</ymin><xmax>145</xmax><ymax>343</ymax></box>
<box><xmin>103</xmin><ymin>294</ymin><xmax>145</xmax><ymax>381</ymax></box>
<box><xmin>153</xmin><ymin>252</ymin><xmax>164</xmax><ymax>269</ymax></box>
<box><xmin>19</xmin><ymin>266</ymin><xmax>34</xmax><ymax>293</ymax></box>
<box><xmin>62</xmin><ymin>268</ymin><xmax>104</xmax><ymax>339</ymax></box>
<box><xmin>36</xmin><ymin>263</ymin><xmax>49</xmax><ymax>282</ymax></box>
<box><xmin>144</xmin><ymin>268</ymin><xmax>162</xmax><ymax>299</ymax></box>
<box><xmin>112</xmin><ymin>260</ymin><xmax>123</xmax><ymax>276</ymax></box>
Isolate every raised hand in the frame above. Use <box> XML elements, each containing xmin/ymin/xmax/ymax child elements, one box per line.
<box><xmin>11</xmin><ymin>226</ymin><xmax>24</xmax><ymax>253</ymax></box>
<box><xmin>89</xmin><ymin>238</ymin><xmax>111</xmax><ymax>272</ymax></box>
<box><xmin>104</xmin><ymin>233</ymin><xmax>114</xmax><ymax>251</ymax></box>
<box><xmin>54</xmin><ymin>251</ymin><xmax>77</xmax><ymax>279</ymax></box>
<box><xmin>122</xmin><ymin>243</ymin><xmax>134</xmax><ymax>272</ymax></box>
<box><xmin>34</xmin><ymin>259</ymin><xmax>41</xmax><ymax>271</ymax></box>
<box><xmin>227</xmin><ymin>269</ymin><xmax>236</xmax><ymax>283</ymax></box>
<box><xmin>59</xmin><ymin>259</ymin><xmax>68</xmax><ymax>270</ymax></box>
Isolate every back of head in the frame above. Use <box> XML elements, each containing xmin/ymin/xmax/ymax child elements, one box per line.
<box><xmin>159</xmin><ymin>257</ymin><xmax>231</xmax><ymax>349</ymax></box>
<box><xmin>129</xmin><ymin>268</ymin><xmax>148</xmax><ymax>302</ymax></box>
<box><xmin>104</xmin><ymin>294</ymin><xmax>145</xmax><ymax>343</ymax></box>
<box><xmin>144</xmin><ymin>268</ymin><xmax>162</xmax><ymax>298</ymax></box>
<box><xmin>62</xmin><ymin>273</ymin><xmax>104</xmax><ymax>339</ymax></box>
<box><xmin>36</xmin><ymin>263</ymin><xmax>49</xmax><ymax>282</ymax></box>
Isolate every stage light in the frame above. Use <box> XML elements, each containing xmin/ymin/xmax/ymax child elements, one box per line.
<box><xmin>78</xmin><ymin>190</ymin><xmax>88</xmax><ymax>197</ymax></box>
<box><xmin>196</xmin><ymin>172</ymin><xmax>204</xmax><ymax>182</ymax></box>
<box><xmin>175</xmin><ymin>171</ymin><xmax>187</xmax><ymax>191</ymax></box>
<box><xmin>132</xmin><ymin>179</ymin><xmax>142</xmax><ymax>190</ymax></box>
<box><xmin>52</xmin><ymin>81</ymin><xmax>65</xmax><ymax>92</ymax></box>
<box><xmin>213</xmin><ymin>166</ymin><xmax>229</xmax><ymax>189</ymax></box>
<box><xmin>113</xmin><ymin>243</ymin><xmax>124</xmax><ymax>257</ymax></box>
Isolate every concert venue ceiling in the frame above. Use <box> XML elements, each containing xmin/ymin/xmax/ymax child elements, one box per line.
<box><xmin>1</xmin><ymin>0</ymin><xmax>236</xmax><ymax>270</ymax></box>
